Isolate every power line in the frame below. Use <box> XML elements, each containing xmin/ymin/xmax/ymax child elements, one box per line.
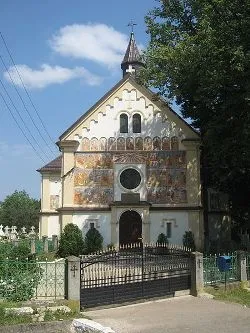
<box><xmin>0</xmin><ymin>77</ymin><xmax>50</xmax><ymax>161</ymax></box>
<box><xmin>0</xmin><ymin>90</ymin><xmax>46</xmax><ymax>163</ymax></box>
<box><xmin>0</xmin><ymin>55</ymin><xmax>56</xmax><ymax>157</ymax></box>
<box><xmin>0</xmin><ymin>31</ymin><xmax>57</xmax><ymax>151</ymax></box>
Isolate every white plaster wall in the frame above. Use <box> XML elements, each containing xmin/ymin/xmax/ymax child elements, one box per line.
<box><xmin>75</xmin><ymin>88</ymin><xmax>185</xmax><ymax>151</ymax></box>
<box><xmin>48</xmin><ymin>215</ymin><xmax>60</xmax><ymax>237</ymax></box>
<box><xmin>72</xmin><ymin>212</ymin><xmax>111</xmax><ymax>246</ymax></box>
<box><xmin>150</xmin><ymin>211</ymin><xmax>189</xmax><ymax>245</ymax></box>
<box><xmin>49</xmin><ymin>177</ymin><xmax>61</xmax><ymax>195</ymax></box>
<box><xmin>114</xmin><ymin>163</ymin><xmax>147</xmax><ymax>201</ymax></box>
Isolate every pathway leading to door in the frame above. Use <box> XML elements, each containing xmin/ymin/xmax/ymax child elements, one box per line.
<box><xmin>87</xmin><ymin>296</ymin><xmax>250</xmax><ymax>333</ymax></box>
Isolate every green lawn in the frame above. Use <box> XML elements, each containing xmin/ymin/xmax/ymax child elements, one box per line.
<box><xmin>206</xmin><ymin>287</ymin><xmax>250</xmax><ymax>307</ymax></box>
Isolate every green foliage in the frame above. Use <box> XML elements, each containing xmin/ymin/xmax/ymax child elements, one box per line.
<box><xmin>142</xmin><ymin>0</ymin><xmax>250</xmax><ymax>226</ymax></box>
<box><xmin>0</xmin><ymin>241</ymin><xmax>31</xmax><ymax>260</ymax></box>
<box><xmin>183</xmin><ymin>231</ymin><xmax>196</xmax><ymax>251</ymax></box>
<box><xmin>0</xmin><ymin>190</ymin><xmax>40</xmax><ymax>230</ymax></box>
<box><xmin>157</xmin><ymin>233</ymin><xmax>169</xmax><ymax>245</ymax></box>
<box><xmin>57</xmin><ymin>223</ymin><xmax>85</xmax><ymax>257</ymax></box>
<box><xmin>84</xmin><ymin>226</ymin><xmax>103</xmax><ymax>254</ymax></box>
<box><xmin>0</xmin><ymin>242</ymin><xmax>41</xmax><ymax>301</ymax></box>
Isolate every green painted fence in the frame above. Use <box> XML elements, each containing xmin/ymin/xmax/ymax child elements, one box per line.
<box><xmin>203</xmin><ymin>252</ymin><xmax>238</xmax><ymax>285</ymax></box>
<box><xmin>247</xmin><ymin>253</ymin><xmax>250</xmax><ymax>280</ymax></box>
<box><xmin>0</xmin><ymin>258</ymin><xmax>65</xmax><ymax>301</ymax></box>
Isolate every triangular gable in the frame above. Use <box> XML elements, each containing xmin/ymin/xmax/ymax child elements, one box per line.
<box><xmin>59</xmin><ymin>74</ymin><xmax>199</xmax><ymax>141</ymax></box>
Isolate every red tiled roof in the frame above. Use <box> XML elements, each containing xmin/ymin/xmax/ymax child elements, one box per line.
<box><xmin>37</xmin><ymin>155</ymin><xmax>62</xmax><ymax>173</ymax></box>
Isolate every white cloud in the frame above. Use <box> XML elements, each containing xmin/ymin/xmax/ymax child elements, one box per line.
<box><xmin>4</xmin><ymin>64</ymin><xmax>102</xmax><ymax>89</ymax></box>
<box><xmin>49</xmin><ymin>23</ymin><xmax>129</xmax><ymax>67</ymax></box>
<box><xmin>0</xmin><ymin>141</ymin><xmax>33</xmax><ymax>159</ymax></box>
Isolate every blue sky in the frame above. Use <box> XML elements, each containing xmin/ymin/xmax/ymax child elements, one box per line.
<box><xmin>0</xmin><ymin>0</ymin><xmax>158</xmax><ymax>201</ymax></box>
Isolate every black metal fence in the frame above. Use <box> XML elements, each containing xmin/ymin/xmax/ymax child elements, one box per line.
<box><xmin>80</xmin><ymin>244</ymin><xmax>191</xmax><ymax>308</ymax></box>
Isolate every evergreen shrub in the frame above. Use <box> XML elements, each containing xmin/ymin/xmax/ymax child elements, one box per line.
<box><xmin>57</xmin><ymin>223</ymin><xmax>85</xmax><ymax>257</ymax></box>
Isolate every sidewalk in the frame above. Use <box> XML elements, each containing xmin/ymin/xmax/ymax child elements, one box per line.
<box><xmin>87</xmin><ymin>295</ymin><xmax>250</xmax><ymax>333</ymax></box>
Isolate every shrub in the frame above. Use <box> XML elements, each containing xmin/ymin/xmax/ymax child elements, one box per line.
<box><xmin>157</xmin><ymin>233</ymin><xmax>169</xmax><ymax>245</ymax></box>
<box><xmin>183</xmin><ymin>231</ymin><xmax>196</xmax><ymax>251</ymax></box>
<box><xmin>0</xmin><ymin>242</ymin><xmax>41</xmax><ymax>301</ymax></box>
<box><xmin>85</xmin><ymin>226</ymin><xmax>103</xmax><ymax>254</ymax></box>
<box><xmin>57</xmin><ymin>223</ymin><xmax>85</xmax><ymax>258</ymax></box>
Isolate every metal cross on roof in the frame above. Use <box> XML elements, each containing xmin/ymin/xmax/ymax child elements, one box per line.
<box><xmin>128</xmin><ymin>20</ymin><xmax>137</xmax><ymax>33</ymax></box>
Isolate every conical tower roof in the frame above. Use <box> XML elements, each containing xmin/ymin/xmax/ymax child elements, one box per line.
<box><xmin>121</xmin><ymin>32</ymin><xmax>144</xmax><ymax>77</ymax></box>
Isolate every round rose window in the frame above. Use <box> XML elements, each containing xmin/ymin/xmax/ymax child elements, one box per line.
<box><xmin>120</xmin><ymin>168</ymin><xmax>141</xmax><ymax>190</ymax></box>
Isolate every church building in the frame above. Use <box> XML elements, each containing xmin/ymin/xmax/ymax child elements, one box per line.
<box><xmin>38</xmin><ymin>32</ymin><xmax>203</xmax><ymax>249</ymax></box>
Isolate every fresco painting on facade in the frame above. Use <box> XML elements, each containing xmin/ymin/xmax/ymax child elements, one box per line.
<box><xmin>74</xmin><ymin>153</ymin><xmax>114</xmax><ymax>205</ymax></box>
<box><xmin>108</xmin><ymin>137</ymin><xmax>116</xmax><ymax>150</ymax></box>
<box><xmin>117</xmin><ymin>137</ymin><xmax>126</xmax><ymax>150</ymax></box>
<box><xmin>82</xmin><ymin>137</ymin><xmax>90</xmax><ymax>151</ymax></box>
<box><xmin>74</xmin><ymin>151</ymin><xmax>186</xmax><ymax>205</ymax></box>
<box><xmin>171</xmin><ymin>136</ymin><xmax>179</xmax><ymax>150</ymax></box>
<box><xmin>126</xmin><ymin>137</ymin><xmax>134</xmax><ymax>150</ymax></box>
<box><xmin>50</xmin><ymin>195</ymin><xmax>59</xmax><ymax>209</ymax></box>
<box><xmin>153</xmin><ymin>136</ymin><xmax>161</xmax><ymax>150</ymax></box>
<box><xmin>162</xmin><ymin>136</ymin><xmax>171</xmax><ymax>150</ymax></box>
<box><xmin>78</xmin><ymin>136</ymin><xmax>181</xmax><ymax>152</ymax></box>
<box><xmin>99</xmin><ymin>137</ymin><xmax>107</xmax><ymax>151</ymax></box>
<box><xmin>144</xmin><ymin>136</ymin><xmax>153</xmax><ymax>150</ymax></box>
<box><xmin>90</xmin><ymin>137</ymin><xmax>99</xmax><ymax>151</ymax></box>
<box><xmin>74</xmin><ymin>187</ymin><xmax>113</xmax><ymax>205</ymax></box>
<box><xmin>75</xmin><ymin>153</ymin><xmax>113</xmax><ymax>169</ymax></box>
<box><xmin>135</xmin><ymin>137</ymin><xmax>143</xmax><ymax>150</ymax></box>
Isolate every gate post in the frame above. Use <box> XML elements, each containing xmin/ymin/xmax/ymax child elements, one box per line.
<box><xmin>236</xmin><ymin>251</ymin><xmax>248</xmax><ymax>287</ymax></box>
<box><xmin>190</xmin><ymin>252</ymin><xmax>204</xmax><ymax>296</ymax></box>
<box><xmin>66</xmin><ymin>256</ymin><xmax>81</xmax><ymax>309</ymax></box>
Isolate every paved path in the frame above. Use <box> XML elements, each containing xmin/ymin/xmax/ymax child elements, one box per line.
<box><xmin>87</xmin><ymin>295</ymin><xmax>250</xmax><ymax>333</ymax></box>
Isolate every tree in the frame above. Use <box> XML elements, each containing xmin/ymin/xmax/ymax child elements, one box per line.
<box><xmin>85</xmin><ymin>225</ymin><xmax>103</xmax><ymax>254</ymax></box>
<box><xmin>57</xmin><ymin>223</ymin><xmax>85</xmax><ymax>257</ymax></box>
<box><xmin>183</xmin><ymin>231</ymin><xmax>196</xmax><ymax>251</ymax></box>
<box><xmin>157</xmin><ymin>233</ymin><xmax>169</xmax><ymax>245</ymax></box>
<box><xmin>0</xmin><ymin>190</ymin><xmax>40</xmax><ymax>230</ymax></box>
<box><xmin>142</xmin><ymin>0</ymin><xmax>250</xmax><ymax>227</ymax></box>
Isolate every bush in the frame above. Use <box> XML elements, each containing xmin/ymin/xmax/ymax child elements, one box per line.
<box><xmin>85</xmin><ymin>226</ymin><xmax>103</xmax><ymax>254</ymax></box>
<box><xmin>183</xmin><ymin>231</ymin><xmax>196</xmax><ymax>251</ymax></box>
<box><xmin>157</xmin><ymin>233</ymin><xmax>169</xmax><ymax>245</ymax></box>
<box><xmin>0</xmin><ymin>242</ymin><xmax>41</xmax><ymax>301</ymax></box>
<box><xmin>57</xmin><ymin>223</ymin><xmax>85</xmax><ymax>257</ymax></box>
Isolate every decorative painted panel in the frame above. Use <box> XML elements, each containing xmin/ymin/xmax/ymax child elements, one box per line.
<box><xmin>74</xmin><ymin>153</ymin><xmax>113</xmax><ymax>205</ymax></box>
<box><xmin>146</xmin><ymin>151</ymin><xmax>187</xmax><ymax>204</ymax></box>
<box><xmin>79</xmin><ymin>136</ymin><xmax>180</xmax><ymax>152</ymax></box>
<box><xmin>74</xmin><ymin>151</ymin><xmax>187</xmax><ymax>206</ymax></box>
<box><xmin>50</xmin><ymin>195</ymin><xmax>59</xmax><ymax>209</ymax></box>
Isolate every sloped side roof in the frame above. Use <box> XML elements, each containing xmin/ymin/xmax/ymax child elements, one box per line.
<box><xmin>37</xmin><ymin>155</ymin><xmax>62</xmax><ymax>173</ymax></box>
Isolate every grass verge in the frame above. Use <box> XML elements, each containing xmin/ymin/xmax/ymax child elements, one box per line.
<box><xmin>205</xmin><ymin>286</ymin><xmax>250</xmax><ymax>307</ymax></box>
<box><xmin>0</xmin><ymin>299</ymin><xmax>84</xmax><ymax>326</ymax></box>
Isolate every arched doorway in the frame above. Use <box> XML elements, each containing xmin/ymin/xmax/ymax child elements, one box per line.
<box><xmin>119</xmin><ymin>210</ymin><xmax>142</xmax><ymax>245</ymax></box>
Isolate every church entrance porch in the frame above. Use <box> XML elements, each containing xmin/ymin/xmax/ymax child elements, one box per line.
<box><xmin>119</xmin><ymin>210</ymin><xmax>142</xmax><ymax>245</ymax></box>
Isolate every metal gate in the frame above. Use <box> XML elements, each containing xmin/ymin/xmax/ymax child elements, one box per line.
<box><xmin>80</xmin><ymin>244</ymin><xmax>191</xmax><ymax>308</ymax></box>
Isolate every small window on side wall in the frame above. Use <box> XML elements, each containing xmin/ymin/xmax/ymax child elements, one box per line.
<box><xmin>166</xmin><ymin>222</ymin><xmax>172</xmax><ymax>238</ymax></box>
<box><xmin>133</xmin><ymin>113</ymin><xmax>141</xmax><ymax>133</ymax></box>
<box><xmin>120</xmin><ymin>114</ymin><xmax>128</xmax><ymax>133</ymax></box>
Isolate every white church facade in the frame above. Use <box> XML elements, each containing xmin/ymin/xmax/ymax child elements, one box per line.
<box><xmin>38</xmin><ymin>32</ymin><xmax>203</xmax><ymax>250</ymax></box>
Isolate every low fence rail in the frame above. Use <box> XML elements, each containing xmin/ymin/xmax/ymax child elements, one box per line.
<box><xmin>247</xmin><ymin>253</ymin><xmax>250</xmax><ymax>280</ymax></box>
<box><xmin>0</xmin><ymin>258</ymin><xmax>65</xmax><ymax>301</ymax></box>
<box><xmin>203</xmin><ymin>252</ymin><xmax>238</xmax><ymax>286</ymax></box>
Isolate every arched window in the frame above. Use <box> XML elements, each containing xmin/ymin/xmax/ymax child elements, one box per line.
<box><xmin>120</xmin><ymin>114</ymin><xmax>128</xmax><ymax>133</ymax></box>
<box><xmin>132</xmin><ymin>113</ymin><xmax>141</xmax><ymax>133</ymax></box>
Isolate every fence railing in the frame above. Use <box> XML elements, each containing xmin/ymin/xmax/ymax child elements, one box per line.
<box><xmin>247</xmin><ymin>253</ymin><xmax>250</xmax><ymax>281</ymax></box>
<box><xmin>203</xmin><ymin>252</ymin><xmax>238</xmax><ymax>285</ymax></box>
<box><xmin>0</xmin><ymin>258</ymin><xmax>65</xmax><ymax>301</ymax></box>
